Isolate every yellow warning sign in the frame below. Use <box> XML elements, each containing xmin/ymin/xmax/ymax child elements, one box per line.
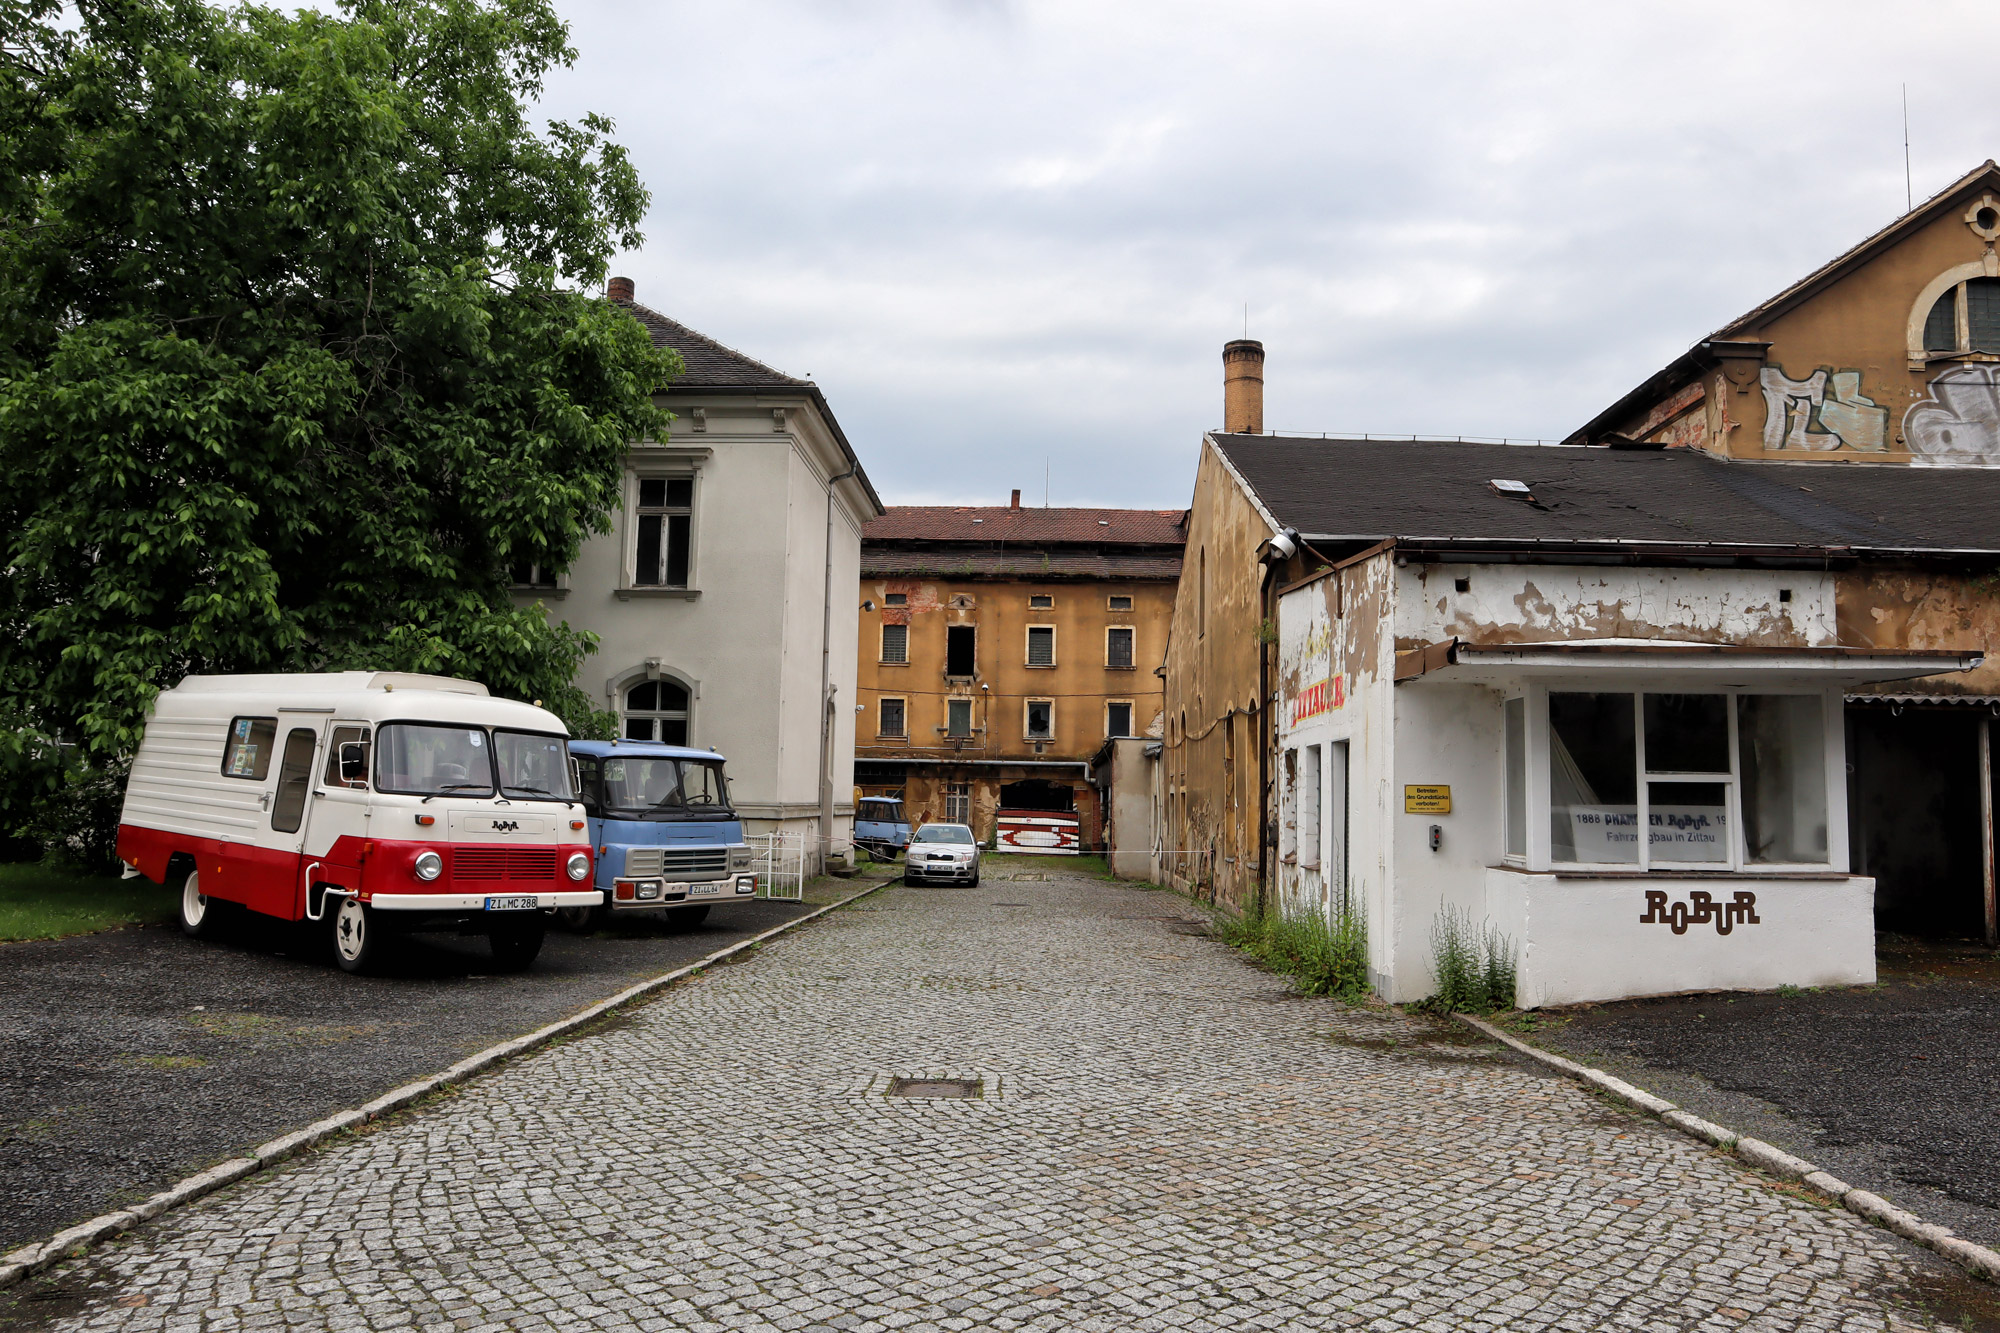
<box><xmin>1404</xmin><ymin>785</ymin><xmax>1452</xmax><ymax>814</ymax></box>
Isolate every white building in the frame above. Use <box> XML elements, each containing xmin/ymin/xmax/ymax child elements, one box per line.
<box><xmin>1233</xmin><ymin>435</ymin><xmax>1992</xmax><ymax>1008</ymax></box>
<box><xmin>513</xmin><ymin>278</ymin><xmax>884</xmax><ymax>871</ymax></box>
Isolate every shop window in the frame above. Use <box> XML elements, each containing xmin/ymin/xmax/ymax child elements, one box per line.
<box><xmin>946</xmin><ymin>625</ymin><xmax>976</xmax><ymax>676</ymax></box>
<box><xmin>1027</xmin><ymin>626</ymin><xmax>1055</xmax><ymax>667</ymax></box>
<box><xmin>1548</xmin><ymin>692</ymin><xmax>1639</xmax><ymax>864</ymax></box>
<box><xmin>1738</xmin><ymin>694</ymin><xmax>1828</xmax><ymax>864</ymax></box>
<box><xmin>945</xmin><ymin>782</ymin><xmax>971</xmax><ymax>825</ymax></box>
<box><xmin>1504</xmin><ymin>697</ymin><xmax>1526</xmax><ymax>859</ymax></box>
<box><xmin>880</xmin><ymin>623</ymin><xmax>908</xmax><ymax>664</ymax></box>
<box><xmin>947</xmin><ymin>698</ymin><xmax>973</xmax><ymax>737</ymax></box>
<box><xmin>1106</xmin><ymin>627</ymin><xmax>1134</xmax><ymax>669</ymax></box>
<box><xmin>878</xmin><ymin>697</ymin><xmax>906</xmax><ymax>738</ymax></box>
<box><xmin>1107</xmin><ymin>702</ymin><xmax>1133</xmax><ymax>738</ymax></box>
<box><xmin>1026</xmin><ymin>700</ymin><xmax>1054</xmax><ymax>739</ymax></box>
<box><xmin>624</xmin><ymin>679</ymin><xmax>690</xmax><ymax>745</ymax></box>
<box><xmin>633</xmin><ymin>477</ymin><xmax>694</xmax><ymax>587</ymax></box>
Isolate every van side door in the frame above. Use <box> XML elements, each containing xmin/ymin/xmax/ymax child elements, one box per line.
<box><xmin>268</xmin><ymin>726</ymin><xmax>321</xmax><ymax>919</ymax></box>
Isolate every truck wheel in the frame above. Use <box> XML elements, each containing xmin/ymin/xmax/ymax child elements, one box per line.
<box><xmin>666</xmin><ymin>905</ymin><xmax>710</xmax><ymax>931</ymax></box>
<box><xmin>178</xmin><ymin>868</ymin><xmax>222</xmax><ymax>939</ymax></box>
<box><xmin>555</xmin><ymin>904</ymin><xmax>604</xmax><ymax>933</ymax></box>
<box><xmin>330</xmin><ymin>897</ymin><xmax>381</xmax><ymax>974</ymax></box>
<box><xmin>490</xmin><ymin>923</ymin><xmax>546</xmax><ymax>971</ymax></box>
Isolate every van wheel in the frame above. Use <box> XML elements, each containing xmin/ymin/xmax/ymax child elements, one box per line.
<box><xmin>490</xmin><ymin>923</ymin><xmax>545</xmax><ymax>971</ymax></box>
<box><xmin>555</xmin><ymin>904</ymin><xmax>603</xmax><ymax>933</ymax></box>
<box><xmin>330</xmin><ymin>897</ymin><xmax>380</xmax><ymax>974</ymax></box>
<box><xmin>178</xmin><ymin>868</ymin><xmax>222</xmax><ymax>939</ymax></box>
<box><xmin>666</xmin><ymin>905</ymin><xmax>710</xmax><ymax>931</ymax></box>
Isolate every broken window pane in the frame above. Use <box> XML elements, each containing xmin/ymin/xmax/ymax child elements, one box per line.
<box><xmin>1548</xmin><ymin>692</ymin><xmax>1637</xmax><ymax>864</ymax></box>
<box><xmin>1026</xmin><ymin>700</ymin><xmax>1053</xmax><ymax>738</ymax></box>
<box><xmin>878</xmin><ymin>698</ymin><xmax>905</xmax><ymax>737</ymax></box>
<box><xmin>1027</xmin><ymin>626</ymin><xmax>1054</xmax><ymax>666</ymax></box>
<box><xmin>881</xmin><ymin>624</ymin><xmax>908</xmax><ymax>663</ymax></box>
<box><xmin>1106</xmin><ymin>627</ymin><xmax>1133</xmax><ymax>668</ymax></box>
<box><xmin>1738</xmin><ymin>694</ymin><xmax>1828</xmax><ymax>864</ymax></box>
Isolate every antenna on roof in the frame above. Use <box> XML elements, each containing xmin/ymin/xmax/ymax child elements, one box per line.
<box><xmin>1243</xmin><ymin>303</ymin><xmax>1248</xmax><ymax>339</ymax></box>
<box><xmin>1044</xmin><ymin>457</ymin><xmax>1049</xmax><ymax>508</ymax></box>
<box><xmin>1903</xmin><ymin>84</ymin><xmax>1913</xmax><ymax>213</ymax></box>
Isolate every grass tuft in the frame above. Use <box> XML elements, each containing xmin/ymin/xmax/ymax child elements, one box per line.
<box><xmin>1214</xmin><ymin>897</ymin><xmax>1369</xmax><ymax>1001</ymax></box>
<box><xmin>1419</xmin><ymin>905</ymin><xmax>1516</xmax><ymax>1014</ymax></box>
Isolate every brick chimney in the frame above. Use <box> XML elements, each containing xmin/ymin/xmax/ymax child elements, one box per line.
<box><xmin>607</xmin><ymin>275</ymin><xmax>635</xmax><ymax>301</ymax></box>
<box><xmin>1223</xmin><ymin>339</ymin><xmax>1264</xmax><ymax>434</ymax></box>
<box><xmin>1010</xmin><ymin>489</ymin><xmax>1021</xmax><ymax>509</ymax></box>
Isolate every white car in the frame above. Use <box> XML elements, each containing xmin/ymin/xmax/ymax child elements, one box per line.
<box><xmin>903</xmin><ymin>823</ymin><xmax>981</xmax><ymax>886</ymax></box>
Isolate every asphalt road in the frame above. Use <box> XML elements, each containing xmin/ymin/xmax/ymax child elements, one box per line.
<box><xmin>1529</xmin><ymin>934</ymin><xmax>2000</xmax><ymax>1250</ymax></box>
<box><xmin>0</xmin><ymin>892</ymin><xmax>860</xmax><ymax>1253</ymax></box>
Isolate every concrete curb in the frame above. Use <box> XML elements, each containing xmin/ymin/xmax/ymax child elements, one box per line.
<box><xmin>1455</xmin><ymin>1012</ymin><xmax>2000</xmax><ymax>1283</ymax></box>
<box><xmin>0</xmin><ymin>880</ymin><xmax>896</xmax><ymax>1291</ymax></box>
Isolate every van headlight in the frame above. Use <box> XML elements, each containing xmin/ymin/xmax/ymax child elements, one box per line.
<box><xmin>413</xmin><ymin>851</ymin><xmax>443</xmax><ymax>882</ymax></box>
<box><xmin>729</xmin><ymin>847</ymin><xmax>752</xmax><ymax>872</ymax></box>
<box><xmin>566</xmin><ymin>852</ymin><xmax>591</xmax><ymax>882</ymax></box>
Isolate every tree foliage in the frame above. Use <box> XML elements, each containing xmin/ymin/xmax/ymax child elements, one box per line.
<box><xmin>0</xmin><ymin>0</ymin><xmax>676</xmax><ymax>859</ymax></box>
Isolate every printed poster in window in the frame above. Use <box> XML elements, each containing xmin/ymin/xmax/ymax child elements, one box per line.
<box><xmin>226</xmin><ymin>718</ymin><xmax>262</xmax><ymax>776</ymax></box>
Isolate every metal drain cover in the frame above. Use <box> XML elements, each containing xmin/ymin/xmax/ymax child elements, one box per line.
<box><xmin>888</xmin><ymin>1076</ymin><xmax>983</xmax><ymax>1099</ymax></box>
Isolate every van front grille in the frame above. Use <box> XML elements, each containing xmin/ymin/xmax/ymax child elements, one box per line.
<box><xmin>624</xmin><ymin>847</ymin><xmax>729</xmax><ymax>880</ymax></box>
<box><xmin>454</xmin><ymin>848</ymin><xmax>558</xmax><ymax>882</ymax></box>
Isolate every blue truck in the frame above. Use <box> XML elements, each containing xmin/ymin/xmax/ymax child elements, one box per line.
<box><xmin>560</xmin><ymin>739</ymin><xmax>757</xmax><ymax>930</ymax></box>
<box><xmin>853</xmin><ymin>795</ymin><xmax>912</xmax><ymax>863</ymax></box>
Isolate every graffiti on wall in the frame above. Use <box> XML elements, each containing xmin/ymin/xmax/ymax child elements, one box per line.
<box><xmin>1759</xmin><ymin>367</ymin><xmax>1888</xmax><ymax>451</ymax></box>
<box><xmin>1903</xmin><ymin>364</ymin><xmax>2000</xmax><ymax>463</ymax></box>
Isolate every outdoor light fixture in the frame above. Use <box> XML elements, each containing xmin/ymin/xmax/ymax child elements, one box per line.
<box><xmin>413</xmin><ymin>850</ymin><xmax>443</xmax><ymax>881</ymax></box>
<box><xmin>566</xmin><ymin>852</ymin><xmax>591</xmax><ymax>881</ymax></box>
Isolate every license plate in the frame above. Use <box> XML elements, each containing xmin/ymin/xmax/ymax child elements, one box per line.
<box><xmin>690</xmin><ymin>882</ymin><xmax>723</xmax><ymax>896</ymax></box>
<box><xmin>484</xmin><ymin>896</ymin><xmax>540</xmax><ymax>911</ymax></box>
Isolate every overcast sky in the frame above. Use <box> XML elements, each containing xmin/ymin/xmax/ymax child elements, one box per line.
<box><xmin>536</xmin><ymin>1</ymin><xmax>2000</xmax><ymax>509</ymax></box>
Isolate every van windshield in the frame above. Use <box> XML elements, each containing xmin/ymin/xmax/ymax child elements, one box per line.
<box><xmin>376</xmin><ymin>723</ymin><xmax>494</xmax><ymax>797</ymax></box>
<box><xmin>596</xmin><ymin>756</ymin><xmax>733</xmax><ymax>820</ymax></box>
<box><xmin>494</xmin><ymin>730</ymin><xmax>576</xmax><ymax>801</ymax></box>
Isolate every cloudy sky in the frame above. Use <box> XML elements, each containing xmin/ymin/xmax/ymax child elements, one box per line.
<box><xmin>537</xmin><ymin>1</ymin><xmax>2000</xmax><ymax>509</ymax></box>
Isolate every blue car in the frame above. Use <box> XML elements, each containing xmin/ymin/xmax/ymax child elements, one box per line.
<box><xmin>853</xmin><ymin>795</ymin><xmax>912</xmax><ymax>862</ymax></box>
<box><xmin>562</xmin><ymin>739</ymin><xmax>757</xmax><ymax>930</ymax></box>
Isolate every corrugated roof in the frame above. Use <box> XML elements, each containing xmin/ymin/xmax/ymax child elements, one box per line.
<box><xmin>1211</xmin><ymin>433</ymin><xmax>2000</xmax><ymax>554</ymax></box>
<box><xmin>861</xmin><ymin>549</ymin><xmax>1183</xmax><ymax>580</ymax></box>
<box><xmin>865</xmin><ymin>507</ymin><xmax>1187</xmax><ymax>545</ymax></box>
<box><xmin>616</xmin><ymin>300</ymin><xmax>808</xmax><ymax>389</ymax></box>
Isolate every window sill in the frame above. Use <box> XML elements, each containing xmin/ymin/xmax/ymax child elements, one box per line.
<box><xmin>1023</xmin><ymin>663</ymin><xmax>1056</xmax><ymax>670</ymax></box>
<box><xmin>1105</xmin><ymin>664</ymin><xmax>1136</xmax><ymax>671</ymax></box>
<box><xmin>510</xmin><ymin>586</ymin><xmax>569</xmax><ymax>599</ymax></box>
<box><xmin>878</xmin><ymin>661</ymin><xmax>910</xmax><ymax>668</ymax></box>
<box><xmin>1493</xmin><ymin>865</ymin><xmax>1849</xmax><ymax>880</ymax></box>
<box><xmin>615</xmin><ymin>587</ymin><xmax>701</xmax><ymax>601</ymax></box>
<box><xmin>876</xmin><ymin>734</ymin><xmax>908</xmax><ymax>741</ymax></box>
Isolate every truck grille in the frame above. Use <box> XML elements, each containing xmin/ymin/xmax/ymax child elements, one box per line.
<box><xmin>454</xmin><ymin>848</ymin><xmax>558</xmax><ymax>882</ymax></box>
<box><xmin>624</xmin><ymin>847</ymin><xmax>729</xmax><ymax>880</ymax></box>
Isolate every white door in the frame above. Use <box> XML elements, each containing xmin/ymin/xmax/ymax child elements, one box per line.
<box><xmin>1324</xmin><ymin>741</ymin><xmax>1349</xmax><ymax>912</ymax></box>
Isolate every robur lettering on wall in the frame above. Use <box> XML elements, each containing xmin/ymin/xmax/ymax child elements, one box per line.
<box><xmin>1640</xmin><ymin>889</ymin><xmax>1761</xmax><ymax>936</ymax></box>
<box><xmin>1290</xmin><ymin>675</ymin><xmax>1344</xmax><ymax>725</ymax></box>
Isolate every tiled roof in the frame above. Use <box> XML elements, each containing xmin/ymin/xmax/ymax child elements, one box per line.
<box><xmin>616</xmin><ymin>300</ymin><xmax>810</xmax><ymax>389</ymax></box>
<box><xmin>1212</xmin><ymin>433</ymin><xmax>2000</xmax><ymax>554</ymax></box>
<box><xmin>865</xmin><ymin>507</ymin><xmax>1187</xmax><ymax>545</ymax></box>
<box><xmin>861</xmin><ymin>549</ymin><xmax>1184</xmax><ymax>580</ymax></box>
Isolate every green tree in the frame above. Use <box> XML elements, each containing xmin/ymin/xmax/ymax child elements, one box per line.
<box><xmin>0</xmin><ymin>0</ymin><xmax>676</xmax><ymax>864</ymax></box>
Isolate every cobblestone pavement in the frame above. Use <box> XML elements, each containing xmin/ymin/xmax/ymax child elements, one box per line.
<box><xmin>12</xmin><ymin>869</ymin><xmax>2000</xmax><ymax>1332</ymax></box>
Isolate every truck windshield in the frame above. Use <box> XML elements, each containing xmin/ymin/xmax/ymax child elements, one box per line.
<box><xmin>376</xmin><ymin>723</ymin><xmax>494</xmax><ymax>797</ymax></box>
<box><xmin>599</xmin><ymin>756</ymin><xmax>732</xmax><ymax>818</ymax></box>
<box><xmin>494</xmin><ymin>730</ymin><xmax>576</xmax><ymax>801</ymax></box>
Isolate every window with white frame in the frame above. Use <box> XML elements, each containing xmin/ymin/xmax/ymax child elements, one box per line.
<box><xmin>1106</xmin><ymin>626</ymin><xmax>1134</xmax><ymax>669</ymax></box>
<box><xmin>880</xmin><ymin>623</ymin><xmax>909</xmax><ymax>664</ymax></box>
<box><xmin>1108</xmin><ymin>594</ymin><xmax>1133</xmax><ymax>612</ymax></box>
<box><xmin>1026</xmin><ymin>626</ymin><xmax>1055</xmax><ymax>667</ymax></box>
<box><xmin>877</xmin><ymin>697</ymin><xmax>906</xmax><ymax>738</ymax></box>
<box><xmin>1529</xmin><ymin>690</ymin><xmax>1829</xmax><ymax>870</ymax></box>
<box><xmin>945</xmin><ymin>782</ymin><xmax>971</xmax><ymax>824</ymax></box>
<box><xmin>624</xmin><ymin>679</ymin><xmax>690</xmax><ymax>745</ymax></box>
<box><xmin>1106</xmin><ymin>701</ymin><xmax>1133</xmax><ymax>738</ymax></box>
<box><xmin>633</xmin><ymin>477</ymin><xmax>694</xmax><ymax>587</ymax></box>
<box><xmin>947</xmin><ymin>698</ymin><xmax>973</xmax><ymax>737</ymax></box>
<box><xmin>1025</xmin><ymin>699</ymin><xmax>1054</xmax><ymax>740</ymax></box>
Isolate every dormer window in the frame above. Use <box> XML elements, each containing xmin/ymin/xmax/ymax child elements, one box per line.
<box><xmin>1922</xmin><ymin>276</ymin><xmax>2000</xmax><ymax>354</ymax></box>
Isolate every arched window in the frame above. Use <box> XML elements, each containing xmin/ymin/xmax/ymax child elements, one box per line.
<box><xmin>624</xmin><ymin>679</ymin><xmax>690</xmax><ymax>744</ymax></box>
<box><xmin>1921</xmin><ymin>276</ymin><xmax>2000</xmax><ymax>354</ymax></box>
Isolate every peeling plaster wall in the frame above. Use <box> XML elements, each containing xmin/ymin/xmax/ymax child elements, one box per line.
<box><xmin>1837</xmin><ymin>567</ymin><xmax>2000</xmax><ymax>694</ymax></box>
<box><xmin>1393</xmin><ymin>564</ymin><xmax>1838</xmax><ymax>649</ymax></box>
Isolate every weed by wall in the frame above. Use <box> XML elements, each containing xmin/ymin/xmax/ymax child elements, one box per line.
<box><xmin>1214</xmin><ymin>899</ymin><xmax>1369</xmax><ymax>1001</ymax></box>
<box><xmin>1423</xmin><ymin>905</ymin><xmax>1516</xmax><ymax>1014</ymax></box>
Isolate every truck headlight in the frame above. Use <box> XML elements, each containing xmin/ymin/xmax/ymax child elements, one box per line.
<box><xmin>729</xmin><ymin>847</ymin><xmax>752</xmax><ymax>872</ymax></box>
<box><xmin>566</xmin><ymin>852</ymin><xmax>591</xmax><ymax>882</ymax></box>
<box><xmin>413</xmin><ymin>851</ymin><xmax>443</xmax><ymax>882</ymax></box>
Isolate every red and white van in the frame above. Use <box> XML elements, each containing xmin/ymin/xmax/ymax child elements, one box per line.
<box><xmin>116</xmin><ymin>672</ymin><xmax>599</xmax><ymax>973</ymax></box>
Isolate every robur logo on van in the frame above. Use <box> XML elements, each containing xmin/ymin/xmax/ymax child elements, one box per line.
<box><xmin>491</xmin><ymin>820</ymin><xmax>520</xmax><ymax>832</ymax></box>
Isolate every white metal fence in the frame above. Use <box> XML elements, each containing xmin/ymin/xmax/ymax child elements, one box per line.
<box><xmin>751</xmin><ymin>831</ymin><xmax>809</xmax><ymax>901</ymax></box>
